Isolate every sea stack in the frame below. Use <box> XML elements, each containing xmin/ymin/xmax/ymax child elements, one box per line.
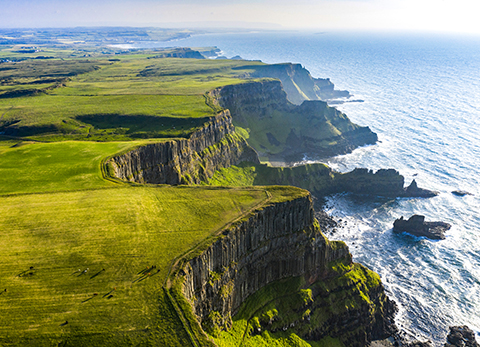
<box><xmin>393</xmin><ymin>215</ymin><xmax>451</xmax><ymax>240</ymax></box>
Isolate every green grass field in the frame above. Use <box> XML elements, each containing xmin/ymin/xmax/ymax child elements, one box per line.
<box><xmin>0</xmin><ymin>180</ymin><xmax>274</xmax><ymax>345</ymax></box>
<box><xmin>0</xmin><ymin>55</ymin><xmax>266</xmax><ymax>141</ymax></box>
<box><xmin>0</xmin><ymin>140</ymin><xmax>140</xmax><ymax>194</ymax></box>
<box><xmin>0</xmin><ymin>47</ymin><xmax>371</xmax><ymax>346</ymax></box>
<box><xmin>0</xmin><ymin>185</ymin><xmax>269</xmax><ymax>345</ymax></box>
<box><xmin>0</xmin><ymin>127</ymin><xmax>309</xmax><ymax>345</ymax></box>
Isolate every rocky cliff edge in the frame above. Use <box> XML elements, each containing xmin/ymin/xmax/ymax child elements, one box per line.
<box><xmin>173</xmin><ymin>191</ymin><xmax>396</xmax><ymax>346</ymax></box>
<box><xmin>208</xmin><ymin>80</ymin><xmax>377</xmax><ymax>163</ymax></box>
<box><xmin>105</xmin><ymin>110</ymin><xmax>259</xmax><ymax>185</ymax></box>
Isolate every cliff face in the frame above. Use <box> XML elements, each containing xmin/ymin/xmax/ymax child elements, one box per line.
<box><xmin>334</xmin><ymin>169</ymin><xmax>439</xmax><ymax>198</ymax></box>
<box><xmin>182</xmin><ymin>195</ymin><xmax>327</xmax><ymax>320</ymax></box>
<box><xmin>180</xmin><ymin>193</ymin><xmax>396</xmax><ymax>346</ymax></box>
<box><xmin>209</xmin><ymin>80</ymin><xmax>377</xmax><ymax>163</ymax></box>
<box><xmin>106</xmin><ymin>111</ymin><xmax>259</xmax><ymax>184</ymax></box>
<box><xmin>210</xmin><ymin>163</ymin><xmax>439</xmax><ymax>201</ymax></box>
<box><xmin>248</xmin><ymin>63</ymin><xmax>350</xmax><ymax>105</ymax></box>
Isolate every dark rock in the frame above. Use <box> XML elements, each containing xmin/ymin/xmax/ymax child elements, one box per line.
<box><xmin>406</xmin><ymin>341</ymin><xmax>433</xmax><ymax>347</ymax></box>
<box><xmin>329</xmin><ymin>169</ymin><xmax>437</xmax><ymax>199</ymax></box>
<box><xmin>393</xmin><ymin>215</ymin><xmax>451</xmax><ymax>240</ymax></box>
<box><xmin>445</xmin><ymin>326</ymin><xmax>480</xmax><ymax>347</ymax></box>
<box><xmin>182</xmin><ymin>194</ymin><xmax>397</xmax><ymax>346</ymax></box>
<box><xmin>336</xmin><ymin>168</ymin><xmax>404</xmax><ymax>197</ymax></box>
<box><xmin>404</xmin><ymin>179</ymin><xmax>439</xmax><ymax>198</ymax></box>
<box><xmin>314</xmin><ymin>209</ymin><xmax>338</xmax><ymax>233</ymax></box>
<box><xmin>452</xmin><ymin>190</ymin><xmax>473</xmax><ymax>197</ymax></box>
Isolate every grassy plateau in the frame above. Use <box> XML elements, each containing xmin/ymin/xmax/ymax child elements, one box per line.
<box><xmin>0</xmin><ymin>47</ymin><xmax>321</xmax><ymax>346</ymax></box>
<box><xmin>0</xmin><ymin>44</ymin><xmax>385</xmax><ymax>346</ymax></box>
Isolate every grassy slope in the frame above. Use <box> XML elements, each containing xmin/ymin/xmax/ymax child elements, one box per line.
<box><xmin>0</xmin><ymin>140</ymin><xmax>142</xmax><ymax>194</ymax></box>
<box><xmin>0</xmin><ymin>137</ymin><xmax>280</xmax><ymax>346</ymax></box>
<box><xmin>230</xmin><ymin>103</ymin><xmax>358</xmax><ymax>159</ymax></box>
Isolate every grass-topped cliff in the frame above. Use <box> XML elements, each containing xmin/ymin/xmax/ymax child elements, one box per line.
<box><xmin>0</xmin><ymin>45</ymin><xmax>395</xmax><ymax>346</ymax></box>
<box><xmin>0</xmin><ymin>136</ymin><xmax>304</xmax><ymax>346</ymax></box>
<box><xmin>0</xmin><ymin>47</ymin><xmax>375</xmax><ymax>164</ymax></box>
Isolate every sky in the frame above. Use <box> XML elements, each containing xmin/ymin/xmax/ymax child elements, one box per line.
<box><xmin>2</xmin><ymin>0</ymin><xmax>480</xmax><ymax>35</ymax></box>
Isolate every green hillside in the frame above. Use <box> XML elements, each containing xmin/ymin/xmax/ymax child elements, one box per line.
<box><xmin>0</xmin><ymin>135</ymin><xmax>291</xmax><ymax>346</ymax></box>
<box><xmin>0</xmin><ymin>55</ymin><xmax>266</xmax><ymax>141</ymax></box>
<box><xmin>0</xmin><ymin>47</ymin><xmax>389</xmax><ymax>346</ymax></box>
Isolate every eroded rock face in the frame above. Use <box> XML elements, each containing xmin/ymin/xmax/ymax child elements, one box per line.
<box><xmin>445</xmin><ymin>326</ymin><xmax>480</xmax><ymax>347</ymax></box>
<box><xmin>336</xmin><ymin>168</ymin><xmax>405</xmax><ymax>197</ymax></box>
<box><xmin>209</xmin><ymin>80</ymin><xmax>377</xmax><ymax>162</ymax></box>
<box><xmin>332</xmin><ymin>169</ymin><xmax>439</xmax><ymax>198</ymax></box>
<box><xmin>182</xmin><ymin>195</ymin><xmax>327</xmax><ymax>322</ymax></box>
<box><xmin>404</xmin><ymin>179</ymin><xmax>439</xmax><ymax>198</ymax></box>
<box><xmin>107</xmin><ymin>111</ymin><xmax>259</xmax><ymax>184</ymax></box>
<box><xmin>248</xmin><ymin>63</ymin><xmax>350</xmax><ymax>104</ymax></box>
<box><xmin>181</xmin><ymin>194</ymin><xmax>397</xmax><ymax>346</ymax></box>
<box><xmin>393</xmin><ymin>215</ymin><xmax>451</xmax><ymax>240</ymax></box>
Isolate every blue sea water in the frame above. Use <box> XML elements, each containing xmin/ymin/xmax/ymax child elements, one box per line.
<box><xmin>130</xmin><ymin>31</ymin><xmax>480</xmax><ymax>344</ymax></box>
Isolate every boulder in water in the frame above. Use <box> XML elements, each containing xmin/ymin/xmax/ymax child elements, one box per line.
<box><xmin>445</xmin><ymin>325</ymin><xmax>480</xmax><ymax>347</ymax></box>
<box><xmin>452</xmin><ymin>190</ymin><xmax>473</xmax><ymax>197</ymax></box>
<box><xmin>393</xmin><ymin>215</ymin><xmax>450</xmax><ymax>240</ymax></box>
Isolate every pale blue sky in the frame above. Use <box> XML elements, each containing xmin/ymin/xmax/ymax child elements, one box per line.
<box><xmin>2</xmin><ymin>0</ymin><xmax>480</xmax><ymax>35</ymax></box>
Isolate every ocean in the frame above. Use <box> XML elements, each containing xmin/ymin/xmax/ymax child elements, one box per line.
<box><xmin>126</xmin><ymin>31</ymin><xmax>480</xmax><ymax>344</ymax></box>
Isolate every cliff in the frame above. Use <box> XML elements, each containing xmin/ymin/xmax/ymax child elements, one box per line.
<box><xmin>247</xmin><ymin>63</ymin><xmax>350</xmax><ymax>105</ymax></box>
<box><xmin>208</xmin><ymin>80</ymin><xmax>377</xmax><ymax>163</ymax></box>
<box><xmin>176</xmin><ymin>191</ymin><xmax>396</xmax><ymax>346</ymax></box>
<box><xmin>106</xmin><ymin>110</ymin><xmax>259</xmax><ymax>185</ymax></box>
<box><xmin>210</xmin><ymin>163</ymin><xmax>439</xmax><ymax>199</ymax></box>
<box><xmin>102</xmin><ymin>77</ymin><xmax>398</xmax><ymax>346</ymax></box>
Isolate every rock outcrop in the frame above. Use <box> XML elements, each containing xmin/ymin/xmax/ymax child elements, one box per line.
<box><xmin>452</xmin><ymin>190</ymin><xmax>473</xmax><ymax>197</ymax></box>
<box><xmin>247</xmin><ymin>63</ymin><xmax>350</xmax><ymax>104</ymax></box>
<box><xmin>445</xmin><ymin>326</ymin><xmax>480</xmax><ymax>347</ymax></box>
<box><xmin>212</xmin><ymin>163</ymin><xmax>438</xmax><ymax>199</ymax></box>
<box><xmin>106</xmin><ymin>111</ymin><xmax>259</xmax><ymax>184</ymax></box>
<box><xmin>393</xmin><ymin>215</ymin><xmax>451</xmax><ymax>240</ymax></box>
<box><xmin>404</xmin><ymin>179</ymin><xmax>439</xmax><ymax>198</ymax></box>
<box><xmin>209</xmin><ymin>80</ymin><xmax>377</xmax><ymax>163</ymax></box>
<box><xmin>180</xmin><ymin>192</ymin><xmax>397</xmax><ymax>346</ymax></box>
<box><xmin>335</xmin><ymin>170</ymin><xmax>439</xmax><ymax>198</ymax></box>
